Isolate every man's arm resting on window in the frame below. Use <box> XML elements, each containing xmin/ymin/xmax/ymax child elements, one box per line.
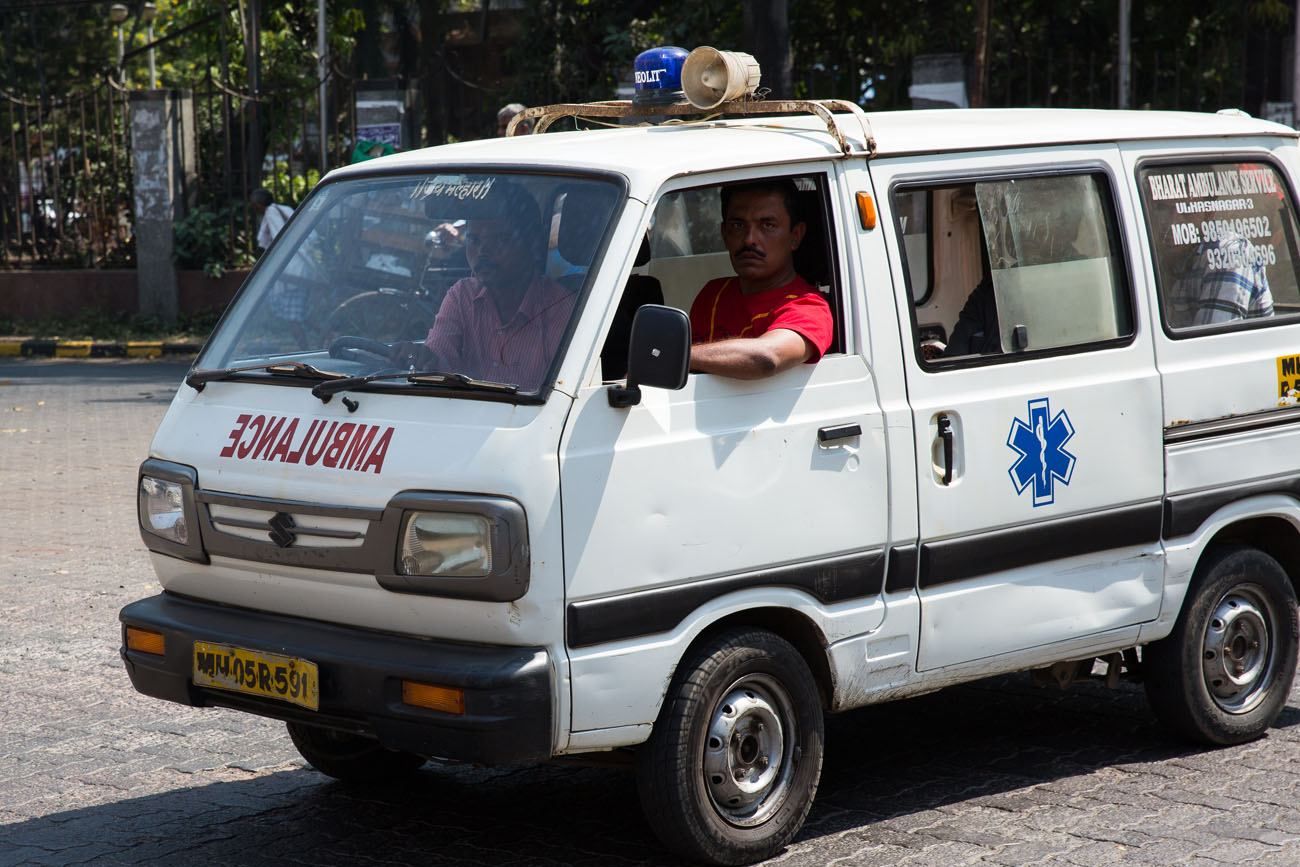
<box><xmin>690</xmin><ymin>328</ymin><xmax>812</xmax><ymax>380</ymax></box>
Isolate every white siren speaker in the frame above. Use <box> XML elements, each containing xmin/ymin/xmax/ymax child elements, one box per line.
<box><xmin>682</xmin><ymin>46</ymin><xmax>761</xmax><ymax>110</ymax></box>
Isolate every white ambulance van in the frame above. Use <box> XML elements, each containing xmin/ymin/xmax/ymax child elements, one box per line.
<box><xmin>120</xmin><ymin>48</ymin><xmax>1300</xmax><ymax>866</ymax></box>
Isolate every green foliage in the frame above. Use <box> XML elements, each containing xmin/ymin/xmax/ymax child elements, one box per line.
<box><xmin>174</xmin><ymin>205</ymin><xmax>230</xmax><ymax>273</ymax></box>
<box><xmin>262</xmin><ymin>163</ymin><xmax>321</xmax><ymax>208</ymax></box>
<box><xmin>173</xmin><ymin>205</ymin><xmax>256</xmax><ymax>274</ymax></box>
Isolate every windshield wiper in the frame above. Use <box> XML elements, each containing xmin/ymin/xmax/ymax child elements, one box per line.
<box><xmin>186</xmin><ymin>360</ymin><xmax>347</xmax><ymax>392</ymax></box>
<box><xmin>310</xmin><ymin>369</ymin><xmax>519</xmax><ymax>400</ymax></box>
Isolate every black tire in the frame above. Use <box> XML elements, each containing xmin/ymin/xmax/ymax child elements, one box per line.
<box><xmin>1144</xmin><ymin>545</ymin><xmax>1299</xmax><ymax>745</ymax></box>
<box><xmin>636</xmin><ymin>629</ymin><xmax>824</xmax><ymax>866</ymax></box>
<box><xmin>286</xmin><ymin>722</ymin><xmax>426</xmax><ymax>782</ymax></box>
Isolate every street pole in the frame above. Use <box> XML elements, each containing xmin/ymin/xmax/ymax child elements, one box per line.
<box><xmin>972</xmin><ymin>0</ymin><xmax>990</xmax><ymax>108</ymax></box>
<box><xmin>148</xmin><ymin>22</ymin><xmax>156</xmax><ymax>88</ymax></box>
<box><xmin>318</xmin><ymin>0</ymin><xmax>328</xmax><ymax>172</ymax></box>
<box><xmin>142</xmin><ymin>2</ymin><xmax>157</xmax><ymax>89</ymax></box>
<box><xmin>246</xmin><ymin>0</ymin><xmax>262</xmax><ymax>195</ymax></box>
<box><xmin>109</xmin><ymin>3</ymin><xmax>128</xmax><ymax>83</ymax></box>
<box><xmin>1118</xmin><ymin>0</ymin><xmax>1131</xmax><ymax>109</ymax></box>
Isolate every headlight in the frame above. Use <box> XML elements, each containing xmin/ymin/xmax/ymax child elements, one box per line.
<box><xmin>139</xmin><ymin>476</ymin><xmax>189</xmax><ymax>544</ymax></box>
<box><xmin>136</xmin><ymin>459</ymin><xmax>206</xmax><ymax>563</ymax></box>
<box><xmin>398</xmin><ymin>512</ymin><xmax>493</xmax><ymax>577</ymax></box>
<box><xmin>379</xmin><ymin>494</ymin><xmax>527</xmax><ymax>601</ymax></box>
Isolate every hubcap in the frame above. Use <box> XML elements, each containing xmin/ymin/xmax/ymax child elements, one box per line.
<box><xmin>702</xmin><ymin>674</ymin><xmax>797</xmax><ymax>827</ymax></box>
<box><xmin>1201</xmin><ymin>584</ymin><xmax>1278</xmax><ymax>714</ymax></box>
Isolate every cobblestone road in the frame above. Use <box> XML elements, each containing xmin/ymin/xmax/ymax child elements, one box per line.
<box><xmin>1</xmin><ymin>358</ymin><xmax>1299</xmax><ymax>867</ymax></box>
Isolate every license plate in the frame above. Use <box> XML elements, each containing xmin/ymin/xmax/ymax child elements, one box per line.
<box><xmin>192</xmin><ymin>641</ymin><xmax>320</xmax><ymax>711</ymax></box>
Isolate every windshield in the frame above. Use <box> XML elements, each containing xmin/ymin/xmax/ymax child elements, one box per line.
<box><xmin>198</xmin><ymin>172</ymin><xmax>624</xmax><ymax>395</ymax></box>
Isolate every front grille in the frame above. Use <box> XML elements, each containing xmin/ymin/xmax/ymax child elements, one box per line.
<box><xmin>207</xmin><ymin>502</ymin><xmax>368</xmax><ymax>548</ymax></box>
<box><xmin>196</xmin><ymin>490</ymin><xmax>390</xmax><ymax>573</ymax></box>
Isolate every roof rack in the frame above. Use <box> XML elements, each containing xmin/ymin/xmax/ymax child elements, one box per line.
<box><xmin>507</xmin><ymin>98</ymin><xmax>876</xmax><ymax>157</ymax></box>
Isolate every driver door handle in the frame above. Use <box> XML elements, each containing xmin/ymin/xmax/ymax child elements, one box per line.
<box><xmin>818</xmin><ymin>423</ymin><xmax>862</xmax><ymax>443</ymax></box>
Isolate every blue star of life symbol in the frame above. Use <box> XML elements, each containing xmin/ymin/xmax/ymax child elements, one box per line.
<box><xmin>1007</xmin><ymin>397</ymin><xmax>1076</xmax><ymax>507</ymax></box>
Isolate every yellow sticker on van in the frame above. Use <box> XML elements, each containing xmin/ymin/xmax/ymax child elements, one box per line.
<box><xmin>1277</xmin><ymin>354</ymin><xmax>1300</xmax><ymax>405</ymax></box>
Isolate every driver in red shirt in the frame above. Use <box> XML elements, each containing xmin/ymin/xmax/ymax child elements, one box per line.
<box><xmin>689</xmin><ymin>179</ymin><xmax>833</xmax><ymax>379</ymax></box>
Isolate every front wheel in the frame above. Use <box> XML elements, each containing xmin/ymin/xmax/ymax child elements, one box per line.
<box><xmin>636</xmin><ymin>629</ymin><xmax>824</xmax><ymax>866</ymax></box>
<box><xmin>287</xmin><ymin>722</ymin><xmax>426</xmax><ymax>782</ymax></box>
<box><xmin>1144</xmin><ymin>545</ymin><xmax>1299</xmax><ymax>745</ymax></box>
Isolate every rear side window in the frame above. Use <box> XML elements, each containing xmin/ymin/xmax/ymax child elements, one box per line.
<box><xmin>895</xmin><ymin>172</ymin><xmax>1132</xmax><ymax>366</ymax></box>
<box><xmin>1138</xmin><ymin>160</ymin><xmax>1300</xmax><ymax>334</ymax></box>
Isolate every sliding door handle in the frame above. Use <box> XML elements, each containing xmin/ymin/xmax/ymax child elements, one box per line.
<box><xmin>937</xmin><ymin>414</ymin><xmax>954</xmax><ymax>485</ymax></box>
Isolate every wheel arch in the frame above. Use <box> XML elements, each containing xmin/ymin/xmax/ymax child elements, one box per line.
<box><xmin>680</xmin><ymin>606</ymin><xmax>835</xmax><ymax>709</ymax></box>
<box><xmin>1202</xmin><ymin>515</ymin><xmax>1300</xmax><ymax>596</ymax></box>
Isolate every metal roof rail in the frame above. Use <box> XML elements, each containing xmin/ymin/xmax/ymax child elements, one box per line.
<box><xmin>507</xmin><ymin>98</ymin><xmax>877</xmax><ymax>157</ymax></box>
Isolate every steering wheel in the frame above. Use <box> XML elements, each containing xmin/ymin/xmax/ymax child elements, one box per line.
<box><xmin>328</xmin><ymin>335</ymin><xmax>394</xmax><ymax>365</ymax></box>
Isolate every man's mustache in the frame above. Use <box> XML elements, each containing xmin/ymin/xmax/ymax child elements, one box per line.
<box><xmin>735</xmin><ymin>245</ymin><xmax>764</xmax><ymax>258</ymax></box>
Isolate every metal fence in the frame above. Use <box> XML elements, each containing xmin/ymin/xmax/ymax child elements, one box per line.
<box><xmin>1</xmin><ymin>77</ymin><xmax>134</xmax><ymax>268</ymax></box>
<box><xmin>181</xmin><ymin>64</ymin><xmax>358</xmax><ymax>274</ymax></box>
<box><xmin>1</xmin><ymin>7</ymin><xmax>358</xmax><ymax>272</ymax></box>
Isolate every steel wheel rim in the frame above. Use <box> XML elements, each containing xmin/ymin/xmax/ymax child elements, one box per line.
<box><xmin>1201</xmin><ymin>583</ymin><xmax>1279</xmax><ymax>715</ymax></box>
<box><xmin>701</xmin><ymin>673</ymin><xmax>797</xmax><ymax>828</ymax></box>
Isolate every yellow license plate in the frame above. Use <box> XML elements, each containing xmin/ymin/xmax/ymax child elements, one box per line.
<box><xmin>192</xmin><ymin>641</ymin><xmax>320</xmax><ymax>711</ymax></box>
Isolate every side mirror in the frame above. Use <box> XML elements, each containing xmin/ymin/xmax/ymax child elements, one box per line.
<box><xmin>608</xmin><ymin>304</ymin><xmax>690</xmax><ymax>408</ymax></box>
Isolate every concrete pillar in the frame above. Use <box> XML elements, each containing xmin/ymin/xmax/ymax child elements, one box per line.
<box><xmin>129</xmin><ymin>89</ymin><xmax>195</xmax><ymax>324</ymax></box>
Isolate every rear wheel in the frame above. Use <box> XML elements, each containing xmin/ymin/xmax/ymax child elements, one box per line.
<box><xmin>636</xmin><ymin>629</ymin><xmax>824</xmax><ymax>866</ymax></box>
<box><xmin>1144</xmin><ymin>545</ymin><xmax>1299</xmax><ymax>745</ymax></box>
<box><xmin>287</xmin><ymin>722</ymin><xmax>426</xmax><ymax>782</ymax></box>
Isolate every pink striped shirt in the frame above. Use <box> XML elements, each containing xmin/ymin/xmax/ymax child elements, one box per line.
<box><xmin>424</xmin><ymin>275</ymin><xmax>576</xmax><ymax>391</ymax></box>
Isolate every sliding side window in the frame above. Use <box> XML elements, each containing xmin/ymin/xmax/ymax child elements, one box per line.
<box><xmin>898</xmin><ymin>172</ymin><xmax>1133</xmax><ymax>366</ymax></box>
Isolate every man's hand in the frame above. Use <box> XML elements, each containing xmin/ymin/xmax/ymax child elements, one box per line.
<box><xmin>689</xmin><ymin>328</ymin><xmax>812</xmax><ymax>380</ymax></box>
<box><xmin>389</xmin><ymin>340</ymin><xmax>440</xmax><ymax>370</ymax></box>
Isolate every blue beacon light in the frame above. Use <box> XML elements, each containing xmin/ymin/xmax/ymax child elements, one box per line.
<box><xmin>633</xmin><ymin>46</ymin><xmax>688</xmax><ymax>106</ymax></box>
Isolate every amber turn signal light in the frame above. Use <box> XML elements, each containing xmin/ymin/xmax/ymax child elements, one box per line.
<box><xmin>401</xmin><ymin>680</ymin><xmax>465</xmax><ymax>715</ymax></box>
<box><xmin>856</xmin><ymin>191</ymin><xmax>877</xmax><ymax>230</ymax></box>
<box><xmin>125</xmin><ymin>627</ymin><xmax>166</xmax><ymax>656</ymax></box>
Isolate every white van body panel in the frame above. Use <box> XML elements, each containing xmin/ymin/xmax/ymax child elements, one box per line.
<box><xmin>561</xmin><ymin>357</ymin><xmax>887</xmax><ymax>605</ymax></box>
<box><xmin>565</xmin><ymin>586</ymin><xmax>887</xmax><ymax>735</ymax></box>
<box><xmin>148</xmin><ymin>382</ymin><xmax>573</xmax><ymax>648</ymax></box>
<box><xmin>870</xmin><ymin>144</ymin><xmax>1166</xmax><ymax>672</ymax></box>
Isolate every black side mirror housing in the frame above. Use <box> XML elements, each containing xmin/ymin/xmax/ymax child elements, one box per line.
<box><xmin>608</xmin><ymin>304</ymin><xmax>691</xmax><ymax>408</ymax></box>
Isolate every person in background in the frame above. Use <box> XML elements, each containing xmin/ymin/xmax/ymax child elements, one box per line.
<box><xmin>497</xmin><ymin>103</ymin><xmax>532</xmax><ymax>137</ymax></box>
<box><xmin>249</xmin><ymin>188</ymin><xmax>314</xmax><ymax>332</ymax></box>
<box><xmin>1172</xmin><ymin>228</ymin><xmax>1274</xmax><ymax>327</ymax></box>
<box><xmin>249</xmin><ymin>188</ymin><xmax>294</xmax><ymax>251</ymax></box>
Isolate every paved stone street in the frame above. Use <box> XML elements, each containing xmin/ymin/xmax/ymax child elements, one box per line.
<box><xmin>1</xmin><ymin>358</ymin><xmax>1299</xmax><ymax>866</ymax></box>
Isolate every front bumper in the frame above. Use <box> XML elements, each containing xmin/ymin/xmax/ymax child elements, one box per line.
<box><xmin>119</xmin><ymin>592</ymin><xmax>554</xmax><ymax>765</ymax></box>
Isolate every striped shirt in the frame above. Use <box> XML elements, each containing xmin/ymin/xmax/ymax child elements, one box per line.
<box><xmin>424</xmin><ymin>275</ymin><xmax>575</xmax><ymax>391</ymax></box>
<box><xmin>1172</xmin><ymin>233</ymin><xmax>1274</xmax><ymax>327</ymax></box>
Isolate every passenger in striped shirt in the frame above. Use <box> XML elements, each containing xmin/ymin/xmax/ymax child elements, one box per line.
<box><xmin>1168</xmin><ymin>229</ymin><xmax>1274</xmax><ymax>328</ymax></box>
<box><xmin>688</xmin><ymin>180</ymin><xmax>834</xmax><ymax>379</ymax></box>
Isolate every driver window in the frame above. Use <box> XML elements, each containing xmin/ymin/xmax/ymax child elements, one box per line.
<box><xmin>605</xmin><ymin>173</ymin><xmax>843</xmax><ymax>380</ymax></box>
